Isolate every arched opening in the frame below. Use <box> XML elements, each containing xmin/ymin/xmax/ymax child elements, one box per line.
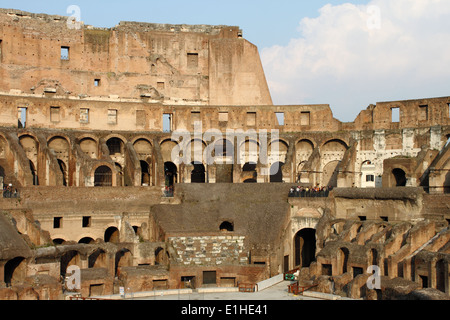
<box><xmin>104</xmin><ymin>227</ymin><xmax>120</xmax><ymax>244</ymax></box>
<box><xmin>323</xmin><ymin>161</ymin><xmax>341</xmax><ymax>188</ymax></box>
<box><xmin>106</xmin><ymin>138</ymin><xmax>123</xmax><ymax>155</ymax></box>
<box><xmin>53</xmin><ymin>238</ymin><xmax>65</xmax><ymax>245</ymax></box>
<box><xmin>94</xmin><ymin>166</ymin><xmax>112</xmax><ymax>187</ymax></box>
<box><xmin>393</xmin><ymin>168</ymin><xmax>407</xmax><ymax>187</ymax></box>
<box><xmin>115</xmin><ymin>248</ymin><xmax>133</xmax><ymax>276</ymax></box>
<box><xmin>164</xmin><ymin>162</ymin><xmax>177</xmax><ymax>187</ymax></box>
<box><xmin>80</xmin><ymin>138</ymin><xmax>98</xmax><ymax>159</ymax></box>
<box><xmin>140</xmin><ymin>161</ymin><xmax>151</xmax><ymax>186</ymax></box>
<box><xmin>270</xmin><ymin>162</ymin><xmax>284</xmax><ymax>183</ymax></box>
<box><xmin>436</xmin><ymin>259</ymin><xmax>446</xmax><ymax>293</ymax></box>
<box><xmin>294</xmin><ymin>228</ymin><xmax>316</xmax><ymax>268</ymax></box>
<box><xmin>155</xmin><ymin>247</ymin><xmax>167</xmax><ymax>265</ymax></box>
<box><xmin>4</xmin><ymin>257</ymin><xmax>26</xmax><ymax>286</ymax></box>
<box><xmin>191</xmin><ymin>162</ymin><xmax>206</xmax><ymax>183</ymax></box>
<box><xmin>60</xmin><ymin>250</ymin><xmax>80</xmax><ymax>278</ymax></box>
<box><xmin>215</xmin><ymin>139</ymin><xmax>234</xmax><ymax>158</ymax></box>
<box><xmin>88</xmin><ymin>249</ymin><xmax>107</xmax><ymax>269</ymax></box>
<box><xmin>57</xmin><ymin>159</ymin><xmax>67</xmax><ymax>186</ymax></box>
<box><xmin>242</xmin><ymin>162</ymin><xmax>257</xmax><ymax>183</ymax></box>
<box><xmin>79</xmin><ymin>237</ymin><xmax>95</xmax><ymax>244</ymax></box>
<box><xmin>338</xmin><ymin>247</ymin><xmax>350</xmax><ymax>274</ymax></box>
<box><xmin>220</xmin><ymin>221</ymin><xmax>234</xmax><ymax>232</ymax></box>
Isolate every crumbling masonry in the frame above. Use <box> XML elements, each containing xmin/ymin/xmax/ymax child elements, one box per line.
<box><xmin>0</xmin><ymin>9</ymin><xmax>449</xmax><ymax>300</ymax></box>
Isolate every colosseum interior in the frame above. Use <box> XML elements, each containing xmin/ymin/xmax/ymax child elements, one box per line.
<box><xmin>0</xmin><ymin>8</ymin><xmax>449</xmax><ymax>301</ymax></box>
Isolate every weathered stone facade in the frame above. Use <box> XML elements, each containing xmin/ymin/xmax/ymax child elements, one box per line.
<box><xmin>0</xmin><ymin>9</ymin><xmax>449</xmax><ymax>300</ymax></box>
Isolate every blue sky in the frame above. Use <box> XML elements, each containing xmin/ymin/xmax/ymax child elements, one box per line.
<box><xmin>0</xmin><ymin>0</ymin><xmax>370</xmax><ymax>48</ymax></box>
<box><xmin>2</xmin><ymin>1</ymin><xmax>450</xmax><ymax>122</ymax></box>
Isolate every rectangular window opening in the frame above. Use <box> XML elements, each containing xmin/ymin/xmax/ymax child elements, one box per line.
<box><xmin>275</xmin><ymin>112</ymin><xmax>285</xmax><ymax>126</ymax></box>
<box><xmin>391</xmin><ymin>107</ymin><xmax>400</xmax><ymax>123</ymax></box>
<box><xmin>419</xmin><ymin>105</ymin><xmax>428</xmax><ymax>121</ymax></box>
<box><xmin>18</xmin><ymin>107</ymin><xmax>27</xmax><ymax>128</ymax></box>
<box><xmin>366</xmin><ymin>175</ymin><xmax>375</xmax><ymax>182</ymax></box>
<box><xmin>50</xmin><ymin>107</ymin><xmax>60</xmax><ymax>123</ymax></box>
<box><xmin>107</xmin><ymin>109</ymin><xmax>118</xmax><ymax>125</ymax></box>
<box><xmin>191</xmin><ymin>111</ymin><xmax>201</xmax><ymax>126</ymax></box>
<box><xmin>61</xmin><ymin>46</ymin><xmax>70</xmax><ymax>60</ymax></box>
<box><xmin>94</xmin><ymin>79</ymin><xmax>101</xmax><ymax>87</ymax></box>
<box><xmin>187</xmin><ymin>53</ymin><xmax>199</xmax><ymax>68</ymax></box>
<box><xmin>53</xmin><ymin>217</ymin><xmax>62</xmax><ymax>229</ymax></box>
<box><xmin>157</xmin><ymin>82</ymin><xmax>165</xmax><ymax>90</ymax></box>
<box><xmin>82</xmin><ymin>216</ymin><xmax>91</xmax><ymax>228</ymax></box>
<box><xmin>301</xmin><ymin>112</ymin><xmax>311</xmax><ymax>126</ymax></box>
<box><xmin>246</xmin><ymin>112</ymin><xmax>256</xmax><ymax>127</ymax></box>
<box><xmin>0</xmin><ymin>39</ymin><xmax>3</xmax><ymax>62</ymax></box>
<box><xmin>80</xmin><ymin>108</ymin><xmax>89</xmax><ymax>124</ymax></box>
<box><xmin>380</xmin><ymin>216</ymin><xmax>389</xmax><ymax>222</ymax></box>
<box><xmin>203</xmin><ymin>271</ymin><xmax>217</xmax><ymax>285</ymax></box>
<box><xmin>358</xmin><ymin>216</ymin><xmax>367</xmax><ymax>221</ymax></box>
<box><xmin>163</xmin><ymin>113</ymin><xmax>172</xmax><ymax>133</ymax></box>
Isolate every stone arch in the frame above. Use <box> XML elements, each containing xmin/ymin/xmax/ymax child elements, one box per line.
<box><xmin>186</xmin><ymin>139</ymin><xmax>207</xmax><ymax>165</ymax></box>
<box><xmin>269</xmin><ymin>139</ymin><xmax>289</xmax><ymax>165</ymax></box>
<box><xmin>94</xmin><ymin>165</ymin><xmax>113</xmax><ymax>187</ymax></box>
<box><xmin>88</xmin><ymin>249</ymin><xmax>107</xmax><ymax>269</ymax></box>
<box><xmin>338</xmin><ymin>247</ymin><xmax>350</xmax><ymax>274</ymax></box>
<box><xmin>106</xmin><ymin>137</ymin><xmax>125</xmax><ymax>156</ymax></box>
<box><xmin>19</xmin><ymin>134</ymin><xmax>39</xmax><ymax>185</ymax></box>
<box><xmin>160</xmin><ymin>139</ymin><xmax>180</xmax><ymax>164</ymax></box>
<box><xmin>164</xmin><ymin>161</ymin><xmax>178</xmax><ymax>187</ymax></box>
<box><xmin>238</xmin><ymin>139</ymin><xmax>260</xmax><ymax>166</ymax></box>
<box><xmin>48</xmin><ymin>135</ymin><xmax>71</xmax><ymax>186</ymax></box>
<box><xmin>242</xmin><ymin>162</ymin><xmax>257</xmax><ymax>183</ymax></box>
<box><xmin>4</xmin><ymin>257</ymin><xmax>27</xmax><ymax>286</ymax></box>
<box><xmin>392</xmin><ymin>168</ymin><xmax>407</xmax><ymax>187</ymax></box>
<box><xmin>220</xmin><ymin>221</ymin><xmax>234</xmax><ymax>232</ymax></box>
<box><xmin>294</xmin><ymin>228</ymin><xmax>316</xmax><ymax>268</ymax></box>
<box><xmin>155</xmin><ymin>247</ymin><xmax>168</xmax><ymax>265</ymax></box>
<box><xmin>115</xmin><ymin>248</ymin><xmax>133</xmax><ymax>276</ymax></box>
<box><xmin>104</xmin><ymin>226</ymin><xmax>120</xmax><ymax>243</ymax></box>
<box><xmin>79</xmin><ymin>237</ymin><xmax>95</xmax><ymax>244</ymax></box>
<box><xmin>270</xmin><ymin>162</ymin><xmax>284</xmax><ymax>183</ymax></box>
<box><xmin>60</xmin><ymin>250</ymin><xmax>81</xmax><ymax>277</ymax></box>
<box><xmin>53</xmin><ymin>238</ymin><xmax>66</xmax><ymax>245</ymax></box>
<box><xmin>79</xmin><ymin>137</ymin><xmax>98</xmax><ymax>159</ymax></box>
<box><xmin>295</xmin><ymin>139</ymin><xmax>314</xmax><ymax>163</ymax></box>
<box><xmin>323</xmin><ymin>160</ymin><xmax>341</xmax><ymax>187</ymax></box>
<box><xmin>191</xmin><ymin>162</ymin><xmax>206</xmax><ymax>183</ymax></box>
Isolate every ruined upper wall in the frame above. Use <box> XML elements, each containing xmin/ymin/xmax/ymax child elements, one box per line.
<box><xmin>0</xmin><ymin>8</ymin><xmax>272</xmax><ymax>106</ymax></box>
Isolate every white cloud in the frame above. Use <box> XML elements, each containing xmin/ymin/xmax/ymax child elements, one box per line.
<box><xmin>261</xmin><ymin>0</ymin><xmax>450</xmax><ymax>122</ymax></box>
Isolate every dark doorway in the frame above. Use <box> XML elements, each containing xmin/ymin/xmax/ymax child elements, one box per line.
<box><xmin>270</xmin><ymin>162</ymin><xmax>284</xmax><ymax>183</ymax></box>
<box><xmin>140</xmin><ymin>161</ymin><xmax>151</xmax><ymax>185</ymax></box>
<box><xmin>164</xmin><ymin>162</ymin><xmax>177</xmax><ymax>187</ymax></box>
<box><xmin>294</xmin><ymin>228</ymin><xmax>316</xmax><ymax>267</ymax></box>
<box><xmin>106</xmin><ymin>138</ymin><xmax>123</xmax><ymax>155</ymax></box>
<box><xmin>191</xmin><ymin>162</ymin><xmax>206</xmax><ymax>183</ymax></box>
<box><xmin>339</xmin><ymin>247</ymin><xmax>350</xmax><ymax>274</ymax></box>
<box><xmin>4</xmin><ymin>257</ymin><xmax>26</xmax><ymax>286</ymax></box>
<box><xmin>220</xmin><ymin>221</ymin><xmax>234</xmax><ymax>232</ymax></box>
<box><xmin>104</xmin><ymin>227</ymin><xmax>119</xmax><ymax>243</ymax></box>
<box><xmin>393</xmin><ymin>168</ymin><xmax>407</xmax><ymax>187</ymax></box>
<box><xmin>203</xmin><ymin>271</ymin><xmax>217</xmax><ymax>285</ymax></box>
<box><xmin>94</xmin><ymin>166</ymin><xmax>112</xmax><ymax>187</ymax></box>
